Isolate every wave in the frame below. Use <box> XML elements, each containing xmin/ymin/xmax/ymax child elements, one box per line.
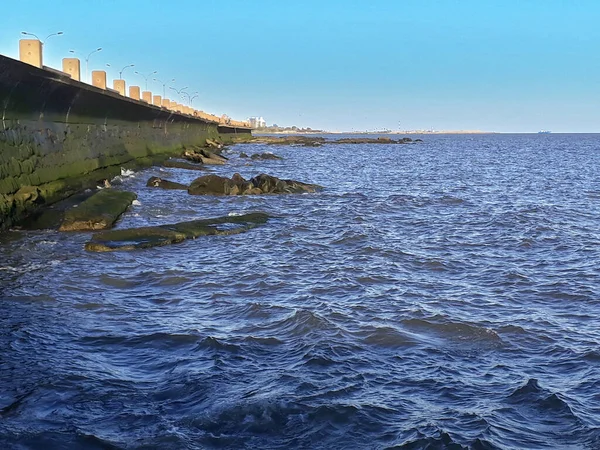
<box><xmin>401</xmin><ymin>317</ymin><xmax>503</xmax><ymax>345</ymax></box>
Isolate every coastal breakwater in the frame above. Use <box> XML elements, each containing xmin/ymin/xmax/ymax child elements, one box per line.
<box><xmin>0</xmin><ymin>54</ymin><xmax>251</xmax><ymax>230</ymax></box>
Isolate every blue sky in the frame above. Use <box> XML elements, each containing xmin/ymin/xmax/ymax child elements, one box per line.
<box><xmin>1</xmin><ymin>0</ymin><xmax>599</xmax><ymax>132</ymax></box>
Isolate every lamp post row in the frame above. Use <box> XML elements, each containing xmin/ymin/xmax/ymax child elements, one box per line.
<box><xmin>20</xmin><ymin>31</ymin><xmax>196</xmax><ymax>106</ymax></box>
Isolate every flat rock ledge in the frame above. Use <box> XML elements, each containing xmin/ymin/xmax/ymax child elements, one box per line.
<box><xmin>188</xmin><ymin>173</ymin><xmax>322</xmax><ymax>196</ymax></box>
<box><xmin>59</xmin><ymin>190</ymin><xmax>137</xmax><ymax>232</ymax></box>
<box><xmin>85</xmin><ymin>212</ymin><xmax>270</xmax><ymax>252</ymax></box>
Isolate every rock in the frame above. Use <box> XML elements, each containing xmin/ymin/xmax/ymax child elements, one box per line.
<box><xmin>250</xmin><ymin>174</ymin><xmax>321</xmax><ymax>194</ymax></box>
<box><xmin>239</xmin><ymin>152</ymin><xmax>249</xmax><ymax>158</ymax></box>
<box><xmin>206</xmin><ymin>139</ymin><xmax>223</xmax><ymax>150</ymax></box>
<box><xmin>59</xmin><ymin>190</ymin><xmax>137</xmax><ymax>231</ymax></box>
<box><xmin>163</xmin><ymin>159</ymin><xmax>206</xmax><ymax>171</ymax></box>
<box><xmin>183</xmin><ymin>149</ymin><xmax>228</xmax><ymax>165</ymax></box>
<box><xmin>85</xmin><ymin>212</ymin><xmax>270</xmax><ymax>252</ymax></box>
<box><xmin>182</xmin><ymin>150</ymin><xmax>205</xmax><ymax>164</ymax></box>
<box><xmin>13</xmin><ymin>186</ymin><xmax>42</xmax><ymax>205</ymax></box>
<box><xmin>146</xmin><ymin>177</ymin><xmax>188</xmax><ymax>190</ymax></box>
<box><xmin>188</xmin><ymin>173</ymin><xmax>322</xmax><ymax>196</ymax></box>
<box><xmin>415</xmin><ymin>139</ymin><xmax>423</xmax><ymax>142</ymax></box>
<box><xmin>250</xmin><ymin>153</ymin><xmax>283</xmax><ymax>160</ymax></box>
<box><xmin>188</xmin><ymin>174</ymin><xmax>239</xmax><ymax>195</ymax></box>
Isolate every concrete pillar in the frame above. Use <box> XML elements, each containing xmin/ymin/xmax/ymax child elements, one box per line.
<box><xmin>129</xmin><ymin>86</ymin><xmax>141</xmax><ymax>100</ymax></box>
<box><xmin>162</xmin><ymin>98</ymin><xmax>170</xmax><ymax>108</ymax></box>
<box><xmin>113</xmin><ymin>79</ymin><xmax>126</xmax><ymax>96</ymax></box>
<box><xmin>91</xmin><ymin>71</ymin><xmax>107</xmax><ymax>89</ymax></box>
<box><xmin>62</xmin><ymin>58</ymin><xmax>81</xmax><ymax>81</ymax></box>
<box><xmin>142</xmin><ymin>91</ymin><xmax>152</xmax><ymax>103</ymax></box>
<box><xmin>153</xmin><ymin>95</ymin><xmax>162</xmax><ymax>106</ymax></box>
<box><xmin>19</xmin><ymin>39</ymin><xmax>43</xmax><ymax>68</ymax></box>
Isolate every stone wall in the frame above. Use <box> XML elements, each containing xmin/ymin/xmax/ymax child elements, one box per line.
<box><xmin>0</xmin><ymin>55</ymin><xmax>251</xmax><ymax>229</ymax></box>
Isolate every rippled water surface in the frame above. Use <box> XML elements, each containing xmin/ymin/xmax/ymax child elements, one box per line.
<box><xmin>2</xmin><ymin>134</ymin><xmax>600</xmax><ymax>449</ymax></box>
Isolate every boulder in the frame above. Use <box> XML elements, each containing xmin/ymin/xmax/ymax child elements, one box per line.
<box><xmin>85</xmin><ymin>212</ymin><xmax>270</xmax><ymax>252</ymax></box>
<box><xmin>59</xmin><ymin>190</ymin><xmax>137</xmax><ymax>231</ymax></box>
<box><xmin>146</xmin><ymin>177</ymin><xmax>188</xmax><ymax>190</ymax></box>
<box><xmin>250</xmin><ymin>174</ymin><xmax>321</xmax><ymax>194</ymax></box>
<box><xmin>188</xmin><ymin>174</ymin><xmax>239</xmax><ymax>195</ymax></box>
<box><xmin>188</xmin><ymin>173</ymin><xmax>322</xmax><ymax>196</ymax></box>
<box><xmin>239</xmin><ymin>152</ymin><xmax>249</xmax><ymax>158</ymax></box>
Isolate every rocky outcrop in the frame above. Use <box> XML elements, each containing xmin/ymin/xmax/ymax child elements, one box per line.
<box><xmin>188</xmin><ymin>173</ymin><xmax>321</xmax><ymax>196</ymax></box>
<box><xmin>241</xmin><ymin>136</ymin><xmax>419</xmax><ymax>146</ymax></box>
<box><xmin>146</xmin><ymin>177</ymin><xmax>188</xmax><ymax>190</ymax></box>
<box><xmin>59</xmin><ymin>189</ymin><xmax>137</xmax><ymax>231</ymax></box>
<box><xmin>85</xmin><ymin>212</ymin><xmax>270</xmax><ymax>252</ymax></box>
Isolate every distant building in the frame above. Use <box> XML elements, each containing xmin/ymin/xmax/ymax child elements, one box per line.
<box><xmin>248</xmin><ymin>116</ymin><xmax>267</xmax><ymax>129</ymax></box>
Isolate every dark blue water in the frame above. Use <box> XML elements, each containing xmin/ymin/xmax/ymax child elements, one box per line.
<box><xmin>1</xmin><ymin>134</ymin><xmax>600</xmax><ymax>449</ymax></box>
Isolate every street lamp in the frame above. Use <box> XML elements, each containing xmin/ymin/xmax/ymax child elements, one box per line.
<box><xmin>190</xmin><ymin>93</ymin><xmax>199</xmax><ymax>106</ymax></box>
<box><xmin>154</xmin><ymin>78</ymin><xmax>175</xmax><ymax>99</ymax></box>
<box><xmin>169</xmin><ymin>86</ymin><xmax>188</xmax><ymax>97</ymax></box>
<box><xmin>119</xmin><ymin>64</ymin><xmax>135</xmax><ymax>79</ymax></box>
<box><xmin>70</xmin><ymin>47</ymin><xmax>102</xmax><ymax>83</ymax></box>
<box><xmin>134</xmin><ymin>70</ymin><xmax>157</xmax><ymax>91</ymax></box>
<box><xmin>21</xmin><ymin>31</ymin><xmax>64</xmax><ymax>44</ymax></box>
<box><xmin>181</xmin><ymin>91</ymin><xmax>198</xmax><ymax>106</ymax></box>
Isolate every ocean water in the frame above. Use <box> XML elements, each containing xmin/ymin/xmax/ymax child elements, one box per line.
<box><xmin>1</xmin><ymin>133</ymin><xmax>600</xmax><ymax>449</ymax></box>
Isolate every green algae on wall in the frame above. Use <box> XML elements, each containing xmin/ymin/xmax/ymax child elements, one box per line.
<box><xmin>0</xmin><ymin>54</ymin><xmax>251</xmax><ymax>230</ymax></box>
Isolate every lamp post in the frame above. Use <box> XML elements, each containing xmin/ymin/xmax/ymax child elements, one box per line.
<box><xmin>181</xmin><ymin>91</ymin><xmax>198</xmax><ymax>106</ymax></box>
<box><xmin>169</xmin><ymin>86</ymin><xmax>188</xmax><ymax>96</ymax></box>
<box><xmin>134</xmin><ymin>70</ymin><xmax>157</xmax><ymax>91</ymax></box>
<box><xmin>119</xmin><ymin>64</ymin><xmax>135</xmax><ymax>79</ymax></box>
<box><xmin>21</xmin><ymin>31</ymin><xmax>64</xmax><ymax>44</ymax></box>
<box><xmin>154</xmin><ymin>78</ymin><xmax>175</xmax><ymax>99</ymax></box>
<box><xmin>169</xmin><ymin>86</ymin><xmax>188</xmax><ymax>106</ymax></box>
<box><xmin>190</xmin><ymin>93</ymin><xmax>199</xmax><ymax>107</ymax></box>
<box><xmin>70</xmin><ymin>47</ymin><xmax>102</xmax><ymax>83</ymax></box>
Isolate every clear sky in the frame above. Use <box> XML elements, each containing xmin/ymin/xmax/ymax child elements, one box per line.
<box><xmin>1</xmin><ymin>0</ymin><xmax>599</xmax><ymax>132</ymax></box>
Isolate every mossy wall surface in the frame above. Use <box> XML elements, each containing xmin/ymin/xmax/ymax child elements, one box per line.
<box><xmin>0</xmin><ymin>55</ymin><xmax>251</xmax><ymax>229</ymax></box>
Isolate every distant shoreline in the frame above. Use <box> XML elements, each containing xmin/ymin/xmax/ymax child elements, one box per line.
<box><xmin>255</xmin><ymin>130</ymin><xmax>495</xmax><ymax>135</ymax></box>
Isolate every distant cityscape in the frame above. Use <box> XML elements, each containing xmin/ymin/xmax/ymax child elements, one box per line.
<box><xmin>246</xmin><ymin>117</ymin><xmax>490</xmax><ymax>134</ymax></box>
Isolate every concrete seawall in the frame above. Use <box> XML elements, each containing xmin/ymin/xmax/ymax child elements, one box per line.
<box><xmin>0</xmin><ymin>55</ymin><xmax>251</xmax><ymax>229</ymax></box>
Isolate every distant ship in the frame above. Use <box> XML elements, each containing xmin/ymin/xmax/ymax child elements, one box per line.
<box><xmin>538</xmin><ymin>130</ymin><xmax>551</xmax><ymax>134</ymax></box>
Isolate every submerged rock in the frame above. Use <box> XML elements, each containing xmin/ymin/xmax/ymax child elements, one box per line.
<box><xmin>85</xmin><ymin>212</ymin><xmax>270</xmax><ymax>252</ymax></box>
<box><xmin>188</xmin><ymin>173</ymin><xmax>321</xmax><ymax>196</ymax></box>
<box><xmin>163</xmin><ymin>159</ymin><xmax>206</xmax><ymax>171</ymax></box>
<box><xmin>250</xmin><ymin>153</ymin><xmax>283</xmax><ymax>160</ymax></box>
<box><xmin>239</xmin><ymin>152</ymin><xmax>249</xmax><ymax>158</ymax></box>
<box><xmin>59</xmin><ymin>190</ymin><xmax>137</xmax><ymax>231</ymax></box>
<box><xmin>146</xmin><ymin>177</ymin><xmax>188</xmax><ymax>190</ymax></box>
